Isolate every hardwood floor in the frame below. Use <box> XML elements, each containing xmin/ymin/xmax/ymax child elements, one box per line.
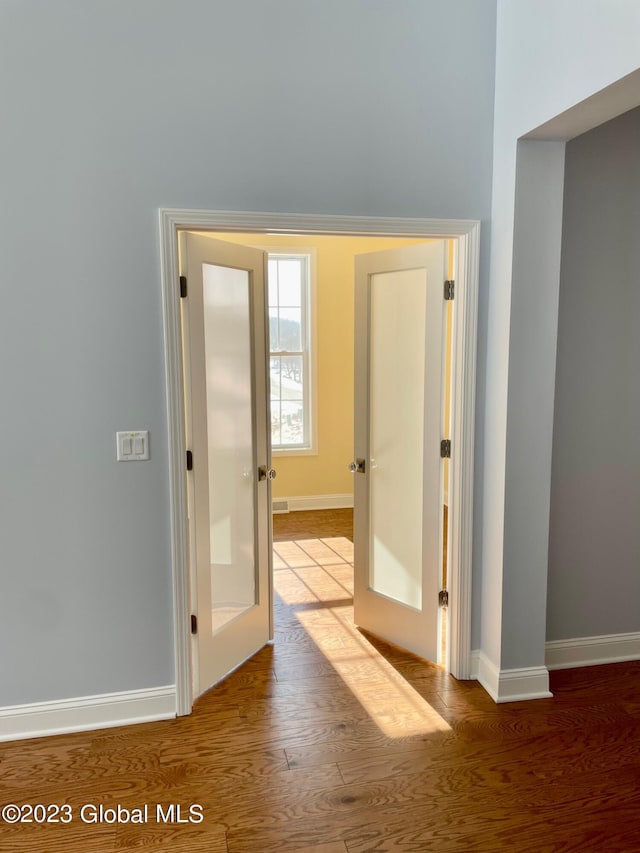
<box><xmin>2</xmin><ymin>512</ymin><xmax>640</xmax><ymax>851</ymax></box>
<box><xmin>273</xmin><ymin>508</ymin><xmax>354</xmax><ymax>541</ymax></box>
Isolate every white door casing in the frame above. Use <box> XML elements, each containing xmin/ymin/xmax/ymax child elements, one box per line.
<box><xmin>180</xmin><ymin>232</ymin><xmax>272</xmax><ymax>698</ymax></box>
<box><xmin>159</xmin><ymin>210</ymin><xmax>479</xmax><ymax>715</ymax></box>
<box><xmin>353</xmin><ymin>241</ymin><xmax>447</xmax><ymax>662</ymax></box>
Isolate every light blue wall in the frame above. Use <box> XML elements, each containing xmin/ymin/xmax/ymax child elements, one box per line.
<box><xmin>503</xmin><ymin>139</ymin><xmax>566</xmax><ymax>668</ymax></box>
<box><xmin>547</xmin><ymin>107</ymin><xmax>640</xmax><ymax>641</ymax></box>
<box><xmin>0</xmin><ymin>0</ymin><xmax>497</xmax><ymax>706</ymax></box>
<box><xmin>487</xmin><ymin>0</ymin><xmax>640</xmax><ymax>672</ymax></box>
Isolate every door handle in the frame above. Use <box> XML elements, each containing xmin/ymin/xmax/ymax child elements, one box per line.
<box><xmin>258</xmin><ymin>466</ymin><xmax>277</xmax><ymax>481</ymax></box>
<box><xmin>349</xmin><ymin>458</ymin><xmax>366</xmax><ymax>474</ymax></box>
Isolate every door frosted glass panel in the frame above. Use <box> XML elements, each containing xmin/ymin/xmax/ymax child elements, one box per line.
<box><xmin>202</xmin><ymin>263</ymin><xmax>256</xmax><ymax>634</ymax></box>
<box><xmin>369</xmin><ymin>268</ymin><xmax>426</xmax><ymax>610</ymax></box>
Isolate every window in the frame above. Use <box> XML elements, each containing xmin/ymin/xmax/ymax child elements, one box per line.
<box><xmin>267</xmin><ymin>251</ymin><xmax>316</xmax><ymax>454</ymax></box>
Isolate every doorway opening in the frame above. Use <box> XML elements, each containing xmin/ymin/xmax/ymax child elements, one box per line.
<box><xmin>201</xmin><ymin>231</ymin><xmax>455</xmax><ymax>668</ymax></box>
<box><xmin>159</xmin><ymin>209</ymin><xmax>479</xmax><ymax>716</ymax></box>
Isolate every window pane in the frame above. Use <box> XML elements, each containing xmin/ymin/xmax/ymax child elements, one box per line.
<box><xmin>369</xmin><ymin>269</ymin><xmax>425</xmax><ymax>610</ymax></box>
<box><xmin>279</xmin><ymin>355</ymin><xmax>303</xmax><ymax>399</ymax></box>
<box><xmin>267</xmin><ymin>252</ymin><xmax>311</xmax><ymax>451</ymax></box>
<box><xmin>281</xmin><ymin>401</ymin><xmax>304</xmax><ymax>445</ymax></box>
<box><xmin>279</xmin><ymin>307</ymin><xmax>301</xmax><ymax>351</ymax></box>
<box><xmin>201</xmin><ymin>263</ymin><xmax>256</xmax><ymax>632</ymax></box>
<box><xmin>269</xmin><ymin>356</ymin><xmax>282</xmax><ymax>401</ymax></box>
<box><xmin>271</xmin><ymin>400</ymin><xmax>281</xmax><ymax>445</ymax></box>
<box><xmin>277</xmin><ymin>259</ymin><xmax>302</xmax><ymax>306</ymax></box>
<box><xmin>269</xmin><ymin>308</ymin><xmax>282</xmax><ymax>351</ymax></box>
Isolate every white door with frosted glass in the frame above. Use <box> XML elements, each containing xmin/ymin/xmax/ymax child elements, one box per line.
<box><xmin>181</xmin><ymin>232</ymin><xmax>272</xmax><ymax>697</ymax></box>
<box><xmin>353</xmin><ymin>242</ymin><xmax>447</xmax><ymax>663</ymax></box>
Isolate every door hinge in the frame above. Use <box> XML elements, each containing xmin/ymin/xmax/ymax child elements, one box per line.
<box><xmin>179</xmin><ymin>275</ymin><xmax>187</xmax><ymax>298</ymax></box>
<box><xmin>191</xmin><ymin>614</ymin><xmax>198</xmax><ymax>634</ymax></box>
<box><xmin>186</xmin><ymin>449</ymin><xmax>193</xmax><ymax>471</ymax></box>
<box><xmin>444</xmin><ymin>279</ymin><xmax>455</xmax><ymax>301</ymax></box>
<box><xmin>439</xmin><ymin>589</ymin><xmax>449</xmax><ymax>607</ymax></box>
<box><xmin>440</xmin><ymin>439</ymin><xmax>451</xmax><ymax>459</ymax></box>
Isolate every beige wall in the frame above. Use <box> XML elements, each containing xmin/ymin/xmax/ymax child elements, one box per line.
<box><xmin>209</xmin><ymin>232</ymin><xmax>436</xmax><ymax>499</ymax></box>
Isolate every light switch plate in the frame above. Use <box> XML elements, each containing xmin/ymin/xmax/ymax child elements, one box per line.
<box><xmin>116</xmin><ymin>430</ymin><xmax>150</xmax><ymax>461</ymax></box>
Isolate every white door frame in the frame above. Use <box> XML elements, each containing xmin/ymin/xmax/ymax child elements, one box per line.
<box><xmin>159</xmin><ymin>209</ymin><xmax>480</xmax><ymax>716</ymax></box>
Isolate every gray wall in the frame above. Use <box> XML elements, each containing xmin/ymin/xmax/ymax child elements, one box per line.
<box><xmin>487</xmin><ymin>0</ymin><xmax>640</xmax><ymax>675</ymax></box>
<box><xmin>502</xmin><ymin>139</ymin><xmax>566</xmax><ymax>668</ymax></box>
<box><xmin>547</xmin><ymin>107</ymin><xmax>640</xmax><ymax>641</ymax></box>
<box><xmin>0</xmin><ymin>0</ymin><xmax>496</xmax><ymax>706</ymax></box>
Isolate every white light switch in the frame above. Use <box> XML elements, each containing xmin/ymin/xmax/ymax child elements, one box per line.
<box><xmin>116</xmin><ymin>430</ymin><xmax>150</xmax><ymax>461</ymax></box>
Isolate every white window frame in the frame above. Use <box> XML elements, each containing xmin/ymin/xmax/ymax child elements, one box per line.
<box><xmin>265</xmin><ymin>248</ymin><xmax>318</xmax><ymax>457</ymax></box>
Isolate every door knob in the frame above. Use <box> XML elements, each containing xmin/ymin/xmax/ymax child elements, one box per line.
<box><xmin>349</xmin><ymin>458</ymin><xmax>366</xmax><ymax>474</ymax></box>
<box><xmin>258</xmin><ymin>466</ymin><xmax>277</xmax><ymax>481</ymax></box>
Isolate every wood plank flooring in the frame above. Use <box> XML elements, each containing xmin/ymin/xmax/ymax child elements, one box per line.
<box><xmin>273</xmin><ymin>508</ymin><xmax>354</xmax><ymax>542</ymax></box>
<box><xmin>2</xmin><ymin>511</ymin><xmax>640</xmax><ymax>851</ymax></box>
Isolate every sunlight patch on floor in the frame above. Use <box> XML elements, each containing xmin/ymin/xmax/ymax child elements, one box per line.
<box><xmin>273</xmin><ymin>537</ymin><xmax>450</xmax><ymax>738</ymax></box>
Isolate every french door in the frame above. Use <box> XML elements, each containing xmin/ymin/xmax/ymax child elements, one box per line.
<box><xmin>179</xmin><ymin>232</ymin><xmax>452</xmax><ymax>697</ymax></box>
<box><xmin>180</xmin><ymin>232</ymin><xmax>272</xmax><ymax>697</ymax></box>
<box><xmin>353</xmin><ymin>241</ymin><xmax>448</xmax><ymax>663</ymax></box>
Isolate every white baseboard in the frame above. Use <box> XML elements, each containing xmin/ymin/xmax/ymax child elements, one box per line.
<box><xmin>0</xmin><ymin>686</ymin><xmax>176</xmax><ymax>743</ymax></box>
<box><xmin>471</xmin><ymin>650</ymin><xmax>552</xmax><ymax>703</ymax></box>
<box><xmin>546</xmin><ymin>631</ymin><xmax>640</xmax><ymax>671</ymax></box>
<box><xmin>274</xmin><ymin>492</ymin><xmax>448</xmax><ymax>513</ymax></box>
<box><xmin>273</xmin><ymin>493</ymin><xmax>353</xmax><ymax>513</ymax></box>
<box><xmin>471</xmin><ymin>649</ymin><xmax>500</xmax><ymax>699</ymax></box>
<box><xmin>494</xmin><ymin>666</ymin><xmax>552</xmax><ymax>702</ymax></box>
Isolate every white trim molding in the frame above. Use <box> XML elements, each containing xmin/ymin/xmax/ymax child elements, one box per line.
<box><xmin>160</xmin><ymin>209</ymin><xmax>480</xmax><ymax>713</ymax></box>
<box><xmin>274</xmin><ymin>493</ymin><xmax>354</xmax><ymax>513</ymax></box>
<box><xmin>471</xmin><ymin>649</ymin><xmax>500</xmax><ymax>699</ymax></box>
<box><xmin>494</xmin><ymin>667</ymin><xmax>553</xmax><ymax>703</ymax></box>
<box><xmin>546</xmin><ymin>631</ymin><xmax>640</xmax><ymax>671</ymax></box>
<box><xmin>0</xmin><ymin>686</ymin><xmax>176</xmax><ymax>743</ymax></box>
<box><xmin>472</xmin><ymin>650</ymin><xmax>552</xmax><ymax>703</ymax></box>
